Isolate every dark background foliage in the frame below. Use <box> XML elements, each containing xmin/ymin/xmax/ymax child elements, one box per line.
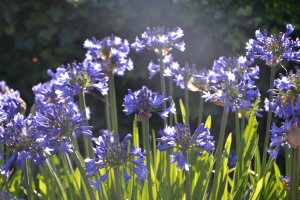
<box><xmin>1</xmin><ymin>0</ymin><xmax>300</xmax><ymax>169</ymax></box>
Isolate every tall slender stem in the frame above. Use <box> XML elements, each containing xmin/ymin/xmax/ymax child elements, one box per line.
<box><xmin>198</xmin><ymin>92</ymin><xmax>204</xmax><ymax>125</ymax></box>
<box><xmin>113</xmin><ymin>168</ymin><xmax>123</xmax><ymax>200</ymax></box>
<box><xmin>241</xmin><ymin>114</ymin><xmax>245</xmax><ymax>136</ymax></box>
<box><xmin>159</xmin><ymin>49</ymin><xmax>167</xmax><ymax>126</ymax></box>
<box><xmin>211</xmin><ymin>109</ymin><xmax>228</xmax><ymax>200</ymax></box>
<box><xmin>143</xmin><ymin>119</ymin><xmax>153</xmax><ymax>200</ymax></box>
<box><xmin>105</xmin><ymin>94</ymin><xmax>112</xmax><ymax>137</ymax></box>
<box><xmin>185</xmin><ymin>85</ymin><xmax>189</xmax><ymax>125</ymax></box>
<box><xmin>78</xmin><ymin>89</ymin><xmax>94</xmax><ymax>158</ymax></box>
<box><xmin>261</xmin><ymin>66</ymin><xmax>276</xmax><ymax>175</ymax></box>
<box><xmin>184</xmin><ymin>152</ymin><xmax>192</xmax><ymax>200</ymax></box>
<box><xmin>169</xmin><ymin>77</ymin><xmax>174</xmax><ymax>126</ymax></box>
<box><xmin>1</xmin><ymin>175</ymin><xmax>10</xmax><ymax>192</ymax></box>
<box><xmin>71</xmin><ymin>152</ymin><xmax>97</xmax><ymax>200</ymax></box>
<box><xmin>22</xmin><ymin>159</ymin><xmax>32</xmax><ymax>200</ymax></box>
<box><xmin>108</xmin><ymin>71</ymin><xmax>119</xmax><ymax>137</ymax></box>
<box><xmin>290</xmin><ymin>147</ymin><xmax>299</xmax><ymax>200</ymax></box>
<box><xmin>235</xmin><ymin>112</ymin><xmax>241</xmax><ymax>151</ymax></box>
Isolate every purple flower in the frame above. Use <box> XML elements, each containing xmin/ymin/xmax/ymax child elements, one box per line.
<box><xmin>122</xmin><ymin>86</ymin><xmax>176</xmax><ymax>121</ymax></box>
<box><xmin>156</xmin><ymin>122</ymin><xmax>214</xmax><ymax>171</ymax></box>
<box><xmin>85</xmin><ymin>134</ymin><xmax>149</xmax><ymax>191</ymax></box>
<box><xmin>132</xmin><ymin>27</ymin><xmax>185</xmax><ymax>55</ymax></box>
<box><xmin>246</xmin><ymin>24</ymin><xmax>300</xmax><ymax>66</ymax></box>
<box><xmin>84</xmin><ymin>35</ymin><xmax>133</xmax><ymax>76</ymax></box>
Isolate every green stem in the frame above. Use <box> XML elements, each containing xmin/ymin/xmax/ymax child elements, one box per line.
<box><xmin>1</xmin><ymin>175</ymin><xmax>10</xmax><ymax>192</ymax></box>
<box><xmin>290</xmin><ymin>147</ymin><xmax>299</xmax><ymax>200</ymax></box>
<box><xmin>241</xmin><ymin>113</ymin><xmax>245</xmax><ymax>136</ymax></box>
<box><xmin>113</xmin><ymin>168</ymin><xmax>123</xmax><ymax>200</ymax></box>
<box><xmin>40</xmin><ymin>166</ymin><xmax>55</xmax><ymax>200</ymax></box>
<box><xmin>108</xmin><ymin>71</ymin><xmax>119</xmax><ymax>136</ymax></box>
<box><xmin>211</xmin><ymin>109</ymin><xmax>228</xmax><ymax>200</ymax></box>
<box><xmin>143</xmin><ymin>119</ymin><xmax>153</xmax><ymax>200</ymax></box>
<box><xmin>184</xmin><ymin>152</ymin><xmax>192</xmax><ymax>200</ymax></box>
<box><xmin>78</xmin><ymin>89</ymin><xmax>94</xmax><ymax>159</ymax></box>
<box><xmin>198</xmin><ymin>92</ymin><xmax>204</xmax><ymax>125</ymax></box>
<box><xmin>22</xmin><ymin>159</ymin><xmax>32</xmax><ymax>200</ymax></box>
<box><xmin>71</xmin><ymin>152</ymin><xmax>97</xmax><ymax>200</ymax></box>
<box><xmin>185</xmin><ymin>84</ymin><xmax>189</xmax><ymax>125</ymax></box>
<box><xmin>159</xmin><ymin>49</ymin><xmax>167</xmax><ymax>126</ymax></box>
<box><xmin>105</xmin><ymin>94</ymin><xmax>112</xmax><ymax>138</ymax></box>
<box><xmin>235</xmin><ymin>112</ymin><xmax>240</xmax><ymax>152</ymax></box>
<box><xmin>169</xmin><ymin>77</ymin><xmax>174</xmax><ymax>126</ymax></box>
<box><xmin>261</xmin><ymin>66</ymin><xmax>276</xmax><ymax>175</ymax></box>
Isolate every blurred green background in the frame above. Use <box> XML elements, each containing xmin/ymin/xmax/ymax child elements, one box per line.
<box><xmin>1</xmin><ymin>0</ymin><xmax>300</xmax><ymax>169</ymax></box>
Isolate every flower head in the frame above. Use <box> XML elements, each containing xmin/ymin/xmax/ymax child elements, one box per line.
<box><xmin>132</xmin><ymin>27</ymin><xmax>185</xmax><ymax>55</ymax></box>
<box><xmin>34</xmin><ymin>102</ymin><xmax>92</xmax><ymax>155</ymax></box>
<box><xmin>85</xmin><ymin>134</ymin><xmax>148</xmax><ymax>191</ymax></box>
<box><xmin>0</xmin><ymin>190</ymin><xmax>24</xmax><ymax>200</ymax></box>
<box><xmin>200</xmin><ymin>56</ymin><xmax>260</xmax><ymax>113</ymax></box>
<box><xmin>246</xmin><ymin>24</ymin><xmax>300</xmax><ymax>66</ymax></box>
<box><xmin>156</xmin><ymin>122</ymin><xmax>214</xmax><ymax>171</ymax></box>
<box><xmin>148</xmin><ymin>54</ymin><xmax>180</xmax><ymax>79</ymax></box>
<box><xmin>54</xmin><ymin>61</ymin><xmax>108</xmax><ymax>101</ymax></box>
<box><xmin>84</xmin><ymin>35</ymin><xmax>133</xmax><ymax>76</ymax></box>
<box><xmin>122</xmin><ymin>86</ymin><xmax>176</xmax><ymax>121</ymax></box>
<box><xmin>0</xmin><ymin>114</ymin><xmax>47</xmax><ymax>177</ymax></box>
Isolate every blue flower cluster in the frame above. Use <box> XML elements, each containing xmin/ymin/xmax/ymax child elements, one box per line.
<box><xmin>279</xmin><ymin>174</ymin><xmax>290</xmax><ymax>191</ymax></box>
<box><xmin>34</xmin><ymin>102</ymin><xmax>92</xmax><ymax>155</ymax></box>
<box><xmin>122</xmin><ymin>86</ymin><xmax>176</xmax><ymax>121</ymax></box>
<box><xmin>0</xmin><ymin>190</ymin><xmax>24</xmax><ymax>200</ymax></box>
<box><xmin>246</xmin><ymin>24</ymin><xmax>300</xmax><ymax>66</ymax></box>
<box><xmin>268</xmin><ymin>67</ymin><xmax>300</xmax><ymax>119</ymax></box>
<box><xmin>84</xmin><ymin>35</ymin><xmax>133</xmax><ymax>76</ymax></box>
<box><xmin>148</xmin><ymin>54</ymin><xmax>180</xmax><ymax>79</ymax></box>
<box><xmin>172</xmin><ymin>63</ymin><xmax>198</xmax><ymax>89</ymax></box>
<box><xmin>132</xmin><ymin>27</ymin><xmax>185</xmax><ymax>55</ymax></box>
<box><xmin>54</xmin><ymin>61</ymin><xmax>109</xmax><ymax>101</ymax></box>
<box><xmin>0</xmin><ymin>114</ymin><xmax>47</xmax><ymax>178</ymax></box>
<box><xmin>156</xmin><ymin>122</ymin><xmax>215</xmax><ymax>171</ymax></box>
<box><xmin>199</xmin><ymin>56</ymin><xmax>261</xmax><ymax>113</ymax></box>
<box><xmin>85</xmin><ymin>134</ymin><xmax>148</xmax><ymax>191</ymax></box>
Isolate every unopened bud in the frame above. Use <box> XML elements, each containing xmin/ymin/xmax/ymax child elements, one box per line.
<box><xmin>287</xmin><ymin>122</ymin><xmax>300</xmax><ymax>148</ymax></box>
<box><xmin>30</xmin><ymin>103</ymin><xmax>37</xmax><ymax>116</ymax></box>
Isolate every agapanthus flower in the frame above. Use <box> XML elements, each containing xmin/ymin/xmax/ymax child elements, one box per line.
<box><xmin>266</xmin><ymin>118</ymin><xmax>297</xmax><ymax>160</ymax></box>
<box><xmin>84</xmin><ymin>134</ymin><xmax>148</xmax><ymax>191</ymax></box>
<box><xmin>84</xmin><ymin>35</ymin><xmax>133</xmax><ymax>76</ymax></box>
<box><xmin>34</xmin><ymin>101</ymin><xmax>92</xmax><ymax>155</ymax></box>
<box><xmin>0</xmin><ymin>190</ymin><xmax>24</xmax><ymax>200</ymax></box>
<box><xmin>200</xmin><ymin>56</ymin><xmax>260</xmax><ymax>113</ymax></box>
<box><xmin>246</xmin><ymin>24</ymin><xmax>300</xmax><ymax>66</ymax></box>
<box><xmin>228</xmin><ymin>152</ymin><xmax>237</xmax><ymax>168</ymax></box>
<box><xmin>54</xmin><ymin>61</ymin><xmax>108</xmax><ymax>101</ymax></box>
<box><xmin>122</xmin><ymin>86</ymin><xmax>176</xmax><ymax>121</ymax></box>
<box><xmin>131</xmin><ymin>26</ymin><xmax>185</xmax><ymax>55</ymax></box>
<box><xmin>279</xmin><ymin>174</ymin><xmax>291</xmax><ymax>191</ymax></box>
<box><xmin>172</xmin><ymin>63</ymin><xmax>198</xmax><ymax>89</ymax></box>
<box><xmin>147</xmin><ymin>54</ymin><xmax>180</xmax><ymax>79</ymax></box>
<box><xmin>0</xmin><ymin>113</ymin><xmax>47</xmax><ymax>178</ymax></box>
<box><xmin>156</xmin><ymin>122</ymin><xmax>215</xmax><ymax>171</ymax></box>
<box><xmin>268</xmin><ymin>67</ymin><xmax>300</xmax><ymax>119</ymax></box>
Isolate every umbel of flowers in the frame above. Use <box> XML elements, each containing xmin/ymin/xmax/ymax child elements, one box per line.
<box><xmin>200</xmin><ymin>55</ymin><xmax>260</xmax><ymax>113</ymax></box>
<box><xmin>246</xmin><ymin>24</ymin><xmax>300</xmax><ymax>67</ymax></box>
<box><xmin>84</xmin><ymin>134</ymin><xmax>148</xmax><ymax>191</ymax></box>
<box><xmin>122</xmin><ymin>86</ymin><xmax>176</xmax><ymax>121</ymax></box>
<box><xmin>0</xmin><ymin>113</ymin><xmax>47</xmax><ymax>178</ymax></box>
<box><xmin>84</xmin><ymin>35</ymin><xmax>133</xmax><ymax>76</ymax></box>
<box><xmin>156</xmin><ymin>122</ymin><xmax>215</xmax><ymax>171</ymax></box>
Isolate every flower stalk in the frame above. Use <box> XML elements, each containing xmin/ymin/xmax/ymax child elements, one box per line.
<box><xmin>113</xmin><ymin>168</ymin><xmax>123</xmax><ymax>200</ymax></box>
<box><xmin>261</xmin><ymin>66</ymin><xmax>276</xmax><ymax>175</ymax></box>
<box><xmin>235</xmin><ymin>112</ymin><xmax>241</xmax><ymax>151</ymax></box>
<box><xmin>185</xmin><ymin>84</ymin><xmax>189</xmax><ymax>124</ymax></box>
<box><xmin>159</xmin><ymin>48</ymin><xmax>167</xmax><ymax>126</ymax></box>
<box><xmin>108</xmin><ymin>71</ymin><xmax>119</xmax><ymax>136</ymax></box>
<box><xmin>184</xmin><ymin>152</ymin><xmax>192</xmax><ymax>200</ymax></box>
<box><xmin>290</xmin><ymin>147</ymin><xmax>300</xmax><ymax>200</ymax></box>
<box><xmin>78</xmin><ymin>89</ymin><xmax>94</xmax><ymax>159</ymax></box>
<box><xmin>198</xmin><ymin>92</ymin><xmax>203</xmax><ymax>125</ymax></box>
<box><xmin>22</xmin><ymin>159</ymin><xmax>32</xmax><ymax>200</ymax></box>
<box><xmin>169</xmin><ymin>77</ymin><xmax>174</xmax><ymax>126</ymax></box>
<box><xmin>143</xmin><ymin>119</ymin><xmax>153</xmax><ymax>200</ymax></box>
<box><xmin>105</xmin><ymin>94</ymin><xmax>112</xmax><ymax>139</ymax></box>
<box><xmin>211</xmin><ymin>109</ymin><xmax>228</xmax><ymax>200</ymax></box>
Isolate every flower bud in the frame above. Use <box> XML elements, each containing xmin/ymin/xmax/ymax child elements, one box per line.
<box><xmin>287</xmin><ymin>122</ymin><xmax>300</xmax><ymax>148</ymax></box>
